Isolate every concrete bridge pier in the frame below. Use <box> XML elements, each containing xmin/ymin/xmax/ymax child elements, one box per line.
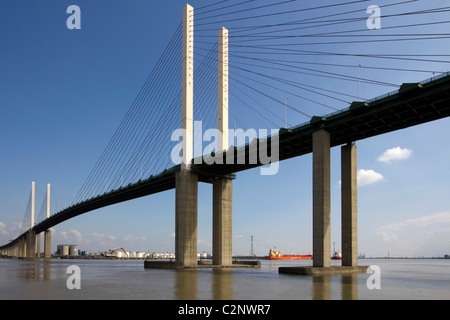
<box><xmin>341</xmin><ymin>143</ymin><xmax>358</xmax><ymax>267</ymax></box>
<box><xmin>5</xmin><ymin>245</ymin><xmax>16</xmax><ymax>258</ymax></box>
<box><xmin>175</xmin><ymin>171</ymin><xmax>198</xmax><ymax>268</ymax></box>
<box><xmin>212</xmin><ymin>26</ymin><xmax>233</xmax><ymax>267</ymax></box>
<box><xmin>212</xmin><ymin>178</ymin><xmax>233</xmax><ymax>266</ymax></box>
<box><xmin>174</xmin><ymin>3</ymin><xmax>197</xmax><ymax>269</ymax></box>
<box><xmin>173</xmin><ymin>175</ymin><xmax>234</xmax><ymax>268</ymax></box>
<box><xmin>26</xmin><ymin>230</ymin><xmax>36</xmax><ymax>259</ymax></box>
<box><xmin>44</xmin><ymin>184</ymin><xmax>52</xmax><ymax>259</ymax></box>
<box><xmin>312</xmin><ymin>129</ymin><xmax>331</xmax><ymax>268</ymax></box>
<box><xmin>36</xmin><ymin>233</ymin><xmax>41</xmax><ymax>258</ymax></box>
<box><xmin>280</xmin><ymin>132</ymin><xmax>366</xmax><ymax>275</ymax></box>
<box><xmin>44</xmin><ymin>230</ymin><xmax>52</xmax><ymax>259</ymax></box>
<box><xmin>18</xmin><ymin>236</ymin><xmax>26</xmax><ymax>258</ymax></box>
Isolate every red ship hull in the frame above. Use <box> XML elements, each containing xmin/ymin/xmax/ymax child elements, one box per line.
<box><xmin>264</xmin><ymin>255</ymin><xmax>312</xmax><ymax>260</ymax></box>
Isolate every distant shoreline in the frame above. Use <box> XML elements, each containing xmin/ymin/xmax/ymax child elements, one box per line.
<box><xmin>1</xmin><ymin>254</ymin><xmax>449</xmax><ymax>260</ymax></box>
<box><xmin>359</xmin><ymin>256</ymin><xmax>450</xmax><ymax>260</ymax></box>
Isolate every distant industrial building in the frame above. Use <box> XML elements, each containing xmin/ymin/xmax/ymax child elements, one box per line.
<box><xmin>57</xmin><ymin>244</ymin><xmax>78</xmax><ymax>256</ymax></box>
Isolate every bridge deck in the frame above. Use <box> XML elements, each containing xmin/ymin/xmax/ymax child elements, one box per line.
<box><xmin>197</xmin><ymin>73</ymin><xmax>450</xmax><ymax>176</ymax></box>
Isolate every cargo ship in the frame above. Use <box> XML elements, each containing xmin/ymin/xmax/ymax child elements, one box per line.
<box><xmin>264</xmin><ymin>248</ymin><xmax>312</xmax><ymax>260</ymax></box>
<box><xmin>331</xmin><ymin>243</ymin><xmax>342</xmax><ymax>260</ymax></box>
<box><xmin>331</xmin><ymin>251</ymin><xmax>342</xmax><ymax>260</ymax></box>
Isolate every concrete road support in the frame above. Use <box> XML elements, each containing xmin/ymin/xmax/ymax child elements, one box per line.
<box><xmin>175</xmin><ymin>171</ymin><xmax>198</xmax><ymax>268</ymax></box>
<box><xmin>18</xmin><ymin>237</ymin><xmax>25</xmax><ymax>258</ymax></box>
<box><xmin>36</xmin><ymin>233</ymin><xmax>41</xmax><ymax>258</ymax></box>
<box><xmin>44</xmin><ymin>184</ymin><xmax>52</xmax><ymax>259</ymax></box>
<box><xmin>341</xmin><ymin>143</ymin><xmax>358</xmax><ymax>267</ymax></box>
<box><xmin>281</xmin><ymin>137</ymin><xmax>366</xmax><ymax>276</ymax></box>
<box><xmin>26</xmin><ymin>230</ymin><xmax>36</xmax><ymax>259</ymax></box>
<box><xmin>212</xmin><ymin>25</ymin><xmax>233</xmax><ymax>267</ymax></box>
<box><xmin>312</xmin><ymin>129</ymin><xmax>331</xmax><ymax>268</ymax></box>
<box><xmin>25</xmin><ymin>181</ymin><xmax>36</xmax><ymax>259</ymax></box>
<box><xmin>44</xmin><ymin>230</ymin><xmax>52</xmax><ymax>259</ymax></box>
<box><xmin>212</xmin><ymin>179</ymin><xmax>233</xmax><ymax>266</ymax></box>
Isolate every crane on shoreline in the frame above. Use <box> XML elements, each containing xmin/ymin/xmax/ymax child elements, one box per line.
<box><xmin>108</xmin><ymin>247</ymin><xmax>128</xmax><ymax>258</ymax></box>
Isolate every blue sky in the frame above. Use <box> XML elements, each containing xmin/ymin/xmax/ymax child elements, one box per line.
<box><xmin>1</xmin><ymin>0</ymin><xmax>450</xmax><ymax>257</ymax></box>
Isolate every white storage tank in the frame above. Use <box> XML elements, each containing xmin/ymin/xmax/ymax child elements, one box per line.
<box><xmin>136</xmin><ymin>252</ymin><xmax>145</xmax><ymax>259</ymax></box>
<box><xmin>60</xmin><ymin>245</ymin><xmax>69</xmax><ymax>256</ymax></box>
<box><xmin>129</xmin><ymin>252</ymin><xmax>136</xmax><ymax>258</ymax></box>
<box><xmin>69</xmin><ymin>245</ymin><xmax>78</xmax><ymax>256</ymax></box>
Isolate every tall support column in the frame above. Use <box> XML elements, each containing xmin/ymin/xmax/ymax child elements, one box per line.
<box><xmin>26</xmin><ymin>230</ymin><xmax>36</xmax><ymax>259</ymax></box>
<box><xmin>175</xmin><ymin>4</ymin><xmax>198</xmax><ymax>269</ymax></box>
<box><xmin>44</xmin><ymin>184</ymin><xmax>52</xmax><ymax>259</ymax></box>
<box><xmin>341</xmin><ymin>143</ymin><xmax>358</xmax><ymax>267</ymax></box>
<box><xmin>36</xmin><ymin>234</ymin><xmax>41</xmax><ymax>258</ymax></box>
<box><xmin>28</xmin><ymin>181</ymin><xmax>36</xmax><ymax>259</ymax></box>
<box><xmin>312</xmin><ymin>129</ymin><xmax>331</xmax><ymax>268</ymax></box>
<box><xmin>218</xmin><ymin>27</ymin><xmax>229</xmax><ymax>153</ymax></box>
<box><xmin>44</xmin><ymin>231</ymin><xmax>51</xmax><ymax>259</ymax></box>
<box><xmin>31</xmin><ymin>181</ymin><xmax>35</xmax><ymax>229</ymax></box>
<box><xmin>181</xmin><ymin>4</ymin><xmax>194</xmax><ymax>171</ymax></box>
<box><xmin>213</xmin><ymin>179</ymin><xmax>233</xmax><ymax>266</ymax></box>
<box><xmin>19</xmin><ymin>237</ymin><xmax>26</xmax><ymax>258</ymax></box>
<box><xmin>175</xmin><ymin>171</ymin><xmax>198</xmax><ymax>268</ymax></box>
<box><xmin>212</xmin><ymin>27</ymin><xmax>233</xmax><ymax>266</ymax></box>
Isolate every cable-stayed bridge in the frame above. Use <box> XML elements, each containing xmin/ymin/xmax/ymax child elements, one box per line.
<box><xmin>1</xmin><ymin>1</ymin><xmax>450</xmax><ymax>272</ymax></box>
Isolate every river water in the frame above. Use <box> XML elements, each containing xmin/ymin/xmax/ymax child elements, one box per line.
<box><xmin>1</xmin><ymin>258</ymin><xmax>449</xmax><ymax>300</ymax></box>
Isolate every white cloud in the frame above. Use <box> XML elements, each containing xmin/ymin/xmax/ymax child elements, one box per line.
<box><xmin>93</xmin><ymin>233</ymin><xmax>116</xmax><ymax>241</ymax></box>
<box><xmin>61</xmin><ymin>229</ymin><xmax>82</xmax><ymax>243</ymax></box>
<box><xmin>357</xmin><ymin>169</ymin><xmax>384</xmax><ymax>187</ymax></box>
<box><xmin>339</xmin><ymin>169</ymin><xmax>384</xmax><ymax>187</ymax></box>
<box><xmin>77</xmin><ymin>233</ymin><xmax>117</xmax><ymax>248</ymax></box>
<box><xmin>377</xmin><ymin>147</ymin><xmax>412</xmax><ymax>163</ymax></box>
<box><xmin>123</xmin><ymin>234</ymin><xmax>146</xmax><ymax>241</ymax></box>
<box><xmin>375</xmin><ymin>211</ymin><xmax>450</xmax><ymax>242</ymax></box>
<box><xmin>0</xmin><ymin>222</ymin><xmax>8</xmax><ymax>236</ymax></box>
<box><xmin>198</xmin><ymin>238</ymin><xmax>211</xmax><ymax>248</ymax></box>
